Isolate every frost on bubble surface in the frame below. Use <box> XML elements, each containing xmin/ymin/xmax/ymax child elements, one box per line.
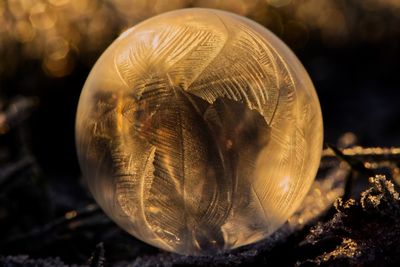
<box><xmin>76</xmin><ymin>8</ymin><xmax>323</xmax><ymax>255</ymax></box>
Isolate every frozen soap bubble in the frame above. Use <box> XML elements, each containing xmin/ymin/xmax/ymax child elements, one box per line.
<box><xmin>76</xmin><ymin>8</ymin><xmax>323</xmax><ymax>255</ymax></box>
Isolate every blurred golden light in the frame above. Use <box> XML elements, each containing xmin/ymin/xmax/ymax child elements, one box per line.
<box><xmin>29</xmin><ymin>2</ymin><xmax>56</xmax><ymax>30</ymax></box>
<box><xmin>65</xmin><ymin>210</ymin><xmax>77</xmax><ymax>219</ymax></box>
<box><xmin>46</xmin><ymin>37</ymin><xmax>69</xmax><ymax>60</ymax></box>
<box><xmin>42</xmin><ymin>54</ymin><xmax>73</xmax><ymax>77</ymax></box>
<box><xmin>1</xmin><ymin>0</ymin><xmax>399</xmax><ymax>78</ymax></box>
<box><xmin>8</xmin><ymin>0</ymin><xmax>26</xmax><ymax>18</ymax></box>
<box><xmin>153</xmin><ymin>0</ymin><xmax>186</xmax><ymax>14</ymax></box>
<box><xmin>49</xmin><ymin>0</ymin><xmax>70</xmax><ymax>7</ymax></box>
<box><xmin>193</xmin><ymin>0</ymin><xmax>259</xmax><ymax>16</ymax></box>
<box><xmin>266</xmin><ymin>0</ymin><xmax>292</xmax><ymax>8</ymax></box>
<box><xmin>0</xmin><ymin>1</ymin><xmax>5</xmax><ymax>15</ymax></box>
<box><xmin>318</xmin><ymin>8</ymin><xmax>348</xmax><ymax>44</ymax></box>
<box><xmin>14</xmin><ymin>20</ymin><xmax>36</xmax><ymax>42</ymax></box>
<box><xmin>71</xmin><ymin>0</ymin><xmax>92</xmax><ymax>13</ymax></box>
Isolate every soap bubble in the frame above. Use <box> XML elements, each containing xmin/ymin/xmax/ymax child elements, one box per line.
<box><xmin>76</xmin><ymin>8</ymin><xmax>323</xmax><ymax>255</ymax></box>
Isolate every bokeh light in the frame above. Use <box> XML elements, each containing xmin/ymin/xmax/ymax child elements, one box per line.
<box><xmin>1</xmin><ymin>0</ymin><xmax>400</xmax><ymax>78</ymax></box>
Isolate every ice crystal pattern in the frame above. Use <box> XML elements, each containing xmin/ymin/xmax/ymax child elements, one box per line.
<box><xmin>76</xmin><ymin>8</ymin><xmax>323</xmax><ymax>255</ymax></box>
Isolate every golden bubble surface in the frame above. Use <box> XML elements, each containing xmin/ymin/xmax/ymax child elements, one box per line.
<box><xmin>76</xmin><ymin>8</ymin><xmax>323</xmax><ymax>255</ymax></box>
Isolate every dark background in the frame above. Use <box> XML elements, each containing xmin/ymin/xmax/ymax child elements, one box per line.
<box><xmin>1</xmin><ymin>0</ymin><xmax>400</xmax><ymax>265</ymax></box>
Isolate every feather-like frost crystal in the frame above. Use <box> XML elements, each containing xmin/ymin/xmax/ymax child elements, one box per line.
<box><xmin>76</xmin><ymin>8</ymin><xmax>323</xmax><ymax>255</ymax></box>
